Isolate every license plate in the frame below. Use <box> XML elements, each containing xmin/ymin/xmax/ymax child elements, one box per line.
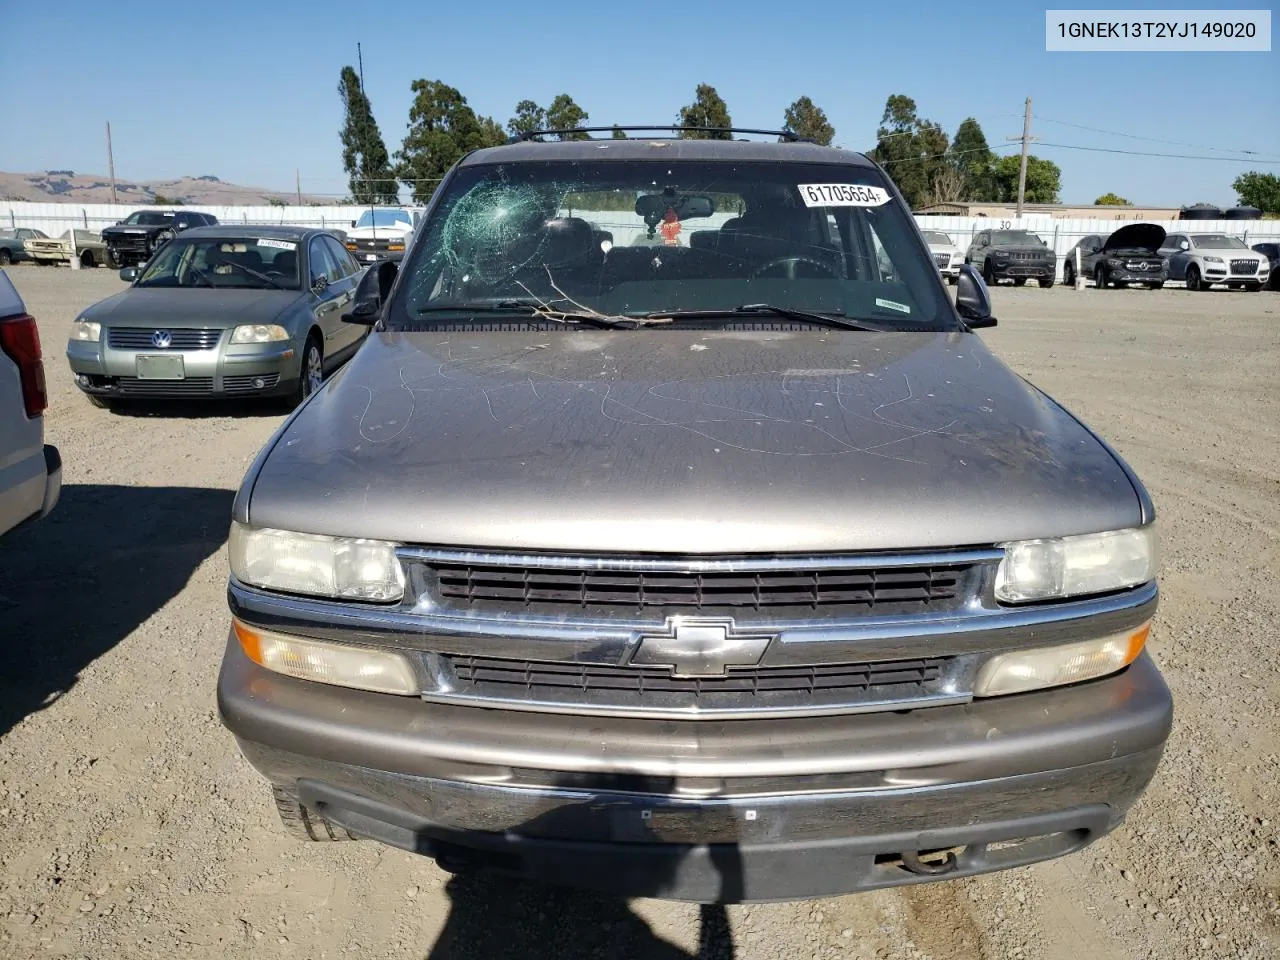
<box><xmin>365</xmin><ymin>254</ymin><xmax>377</xmax><ymax>261</ymax></box>
<box><xmin>136</xmin><ymin>355</ymin><xmax>185</xmax><ymax>380</ymax></box>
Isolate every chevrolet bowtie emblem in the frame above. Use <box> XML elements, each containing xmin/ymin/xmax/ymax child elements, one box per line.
<box><xmin>631</xmin><ymin>618</ymin><xmax>774</xmax><ymax>678</ymax></box>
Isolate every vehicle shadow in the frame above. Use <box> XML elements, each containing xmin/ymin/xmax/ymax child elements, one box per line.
<box><xmin>423</xmin><ymin>786</ymin><xmax>742</xmax><ymax>959</ymax></box>
<box><xmin>102</xmin><ymin>398</ymin><xmax>288</xmax><ymax>420</ymax></box>
<box><xmin>0</xmin><ymin>483</ymin><xmax>233</xmax><ymax>738</ymax></box>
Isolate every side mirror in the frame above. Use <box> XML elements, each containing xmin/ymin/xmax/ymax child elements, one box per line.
<box><xmin>118</xmin><ymin>266</ymin><xmax>138</xmax><ymax>282</ymax></box>
<box><xmin>343</xmin><ymin>259</ymin><xmax>397</xmax><ymax>325</ymax></box>
<box><xmin>311</xmin><ymin>275</ymin><xmax>329</xmax><ymax>293</ymax></box>
<box><xmin>955</xmin><ymin>264</ymin><xmax>997</xmax><ymax>329</ymax></box>
<box><xmin>1179</xmin><ymin>241</ymin><xmax>1190</xmax><ymax>251</ymax></box>
<box><xmin>350</xmin><ymin>220</ymin><xmax>357</xmax><ymax>228</ymax></box>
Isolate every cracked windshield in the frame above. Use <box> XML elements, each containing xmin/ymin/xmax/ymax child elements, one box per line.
<box><xmin>394</xmin><ymin>159</ymin><xmax>951</xmax><ymax>329</ymax></box>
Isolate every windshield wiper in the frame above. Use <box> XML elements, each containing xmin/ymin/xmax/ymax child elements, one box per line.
<box><xmin>212</xmin><ymin>258</ymin><xmax>284</xmax><ymax>290</ymax></box>
<box><xmin>638</xmin><ymin>304</ymin><xmax>891</xmax><ymax>332</ymax></box>
<box><xmin>415</xmin><ymin>299</ymin><xmax>638</xmax><ymax>329</ymax></box>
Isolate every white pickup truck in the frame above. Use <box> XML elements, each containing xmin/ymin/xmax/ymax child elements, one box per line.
<box><xmin>342</xmin><ymin>208</ymin><xmax>417</xmax><ymax>264</ymax></box>
<box><xmin>0</xmin><ymin>271</ymin><xmax>60</xmax><ymax>537</ymax></box>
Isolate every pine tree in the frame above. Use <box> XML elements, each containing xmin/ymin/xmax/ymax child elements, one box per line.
<box><xmin>338</xmin><ymin>66</ymin><xmax>399</xmax><ymax>204</ymax></box>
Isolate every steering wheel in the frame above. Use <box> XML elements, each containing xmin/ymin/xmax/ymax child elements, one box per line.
<box><xmin>749</xmin><ymin>256</ymin><xmax>837</xmax><ymax>280</ymax></box>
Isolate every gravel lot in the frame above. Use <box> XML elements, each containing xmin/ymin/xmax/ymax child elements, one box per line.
<box><xmin>1</xmin><ymin>266</ymin><xmax>1277</xmax><ymax>960</ymax></box>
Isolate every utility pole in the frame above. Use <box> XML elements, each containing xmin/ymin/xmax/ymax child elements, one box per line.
<box><xmin>1005</xmin><ymin>98</ymin><xmax>1038</xmax><ymax>219</ymax></box>
<box><xmin>295</xmin><ymin>168</ymin><xmax>302</xmax><ymax>206</ymax></box>
<box><xmin>105</xmin><ymin>121</ymin><xmax>117</xmax><ymax>205</ymax></box>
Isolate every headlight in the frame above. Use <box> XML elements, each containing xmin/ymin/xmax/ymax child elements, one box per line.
<box><xmin>229</xmin><ymin>523</ymin><xmax>405</xmax><ymax>601</ymax></box>
<box><xmin>233</xmin><ymin>620</ymin><xmax>419</xmax><ymax>695</ymax></box>
<box><xmin>994</xmin><ymin>525</ymin><xmax>1158</xmax><ymax>603</ymax></box>
<box><xmin>230</xmin><ymin>324</ymin><xmax>290</xmax><ymax>344</ymax></box>
<box><xmin>71</xmin><ymin>319</ymin><xmax>101</xmax><ymax>342</ymax></box>
<box><xmin>1107</xmin><ymin>258</ymin><xmax>1123</xmax><ymax>267</ymax></box>
<box><xmin>1203</xmin><ymin>256</ymin><xmax>1223</xmax><ymax>264</ymax></box>
<box><xmin>973</xmin><ymin>624</ymin><xmax>1150</xmax><ymax>697</ymax></box>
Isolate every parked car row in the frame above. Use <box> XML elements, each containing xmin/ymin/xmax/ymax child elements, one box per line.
<box><xmin>919</xmin><ymin>223</ymin><xmax>1275</xmax><ymax>293</ymax></box>
<box><xmin>3</xmin><ymin>206</ymin><xmax>416</xmax><ymax>273</ymax></box>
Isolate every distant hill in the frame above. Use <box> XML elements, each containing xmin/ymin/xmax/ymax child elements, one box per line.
<box><xmin>0</xmin><ymin>170</ymin><xmax>332</xmax><ymax>206</ymax></box>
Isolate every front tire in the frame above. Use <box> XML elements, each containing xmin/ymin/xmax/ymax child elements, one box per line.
<box><xmin>982</xmin><ymin>261</ymin><xmax>995</xmax><ymax>285</ymax></box>
<box><xmin>0</xmin><ymin>249</ymin><xmax>11</xmax><ymax>266</ymax></box>
<box><xmin>1186</xmin><ymin>265</ymin><xmax>1205</xmax><ymax>291</ymax></box>
<box><xmin>289</xmin><ymin>334</ymin><xmax>324</xmax><ymax>408</ymax></box>
<box><xmin>1062</xmin><ymin>262</ymin><xmax>1075</xmax><ymax>287</ymax></box>
<box><xmin>88</xmin><ymin>395</ymin><xmax>114</xmax><ymax>410</ymax></box>
<box><xmin>80</xmin><ymin>250</ymin><xmax>96</xmax><ymax>268</ymax></box>
<box><xmin>272</xmin><ymin>787</ymin><xmax>356</xmax><ymax>842</ymax></box>
<box><xmin>1094</xmin><ymin>265</ymin><xmax>1108</xmax><ymax>289</ymax></box>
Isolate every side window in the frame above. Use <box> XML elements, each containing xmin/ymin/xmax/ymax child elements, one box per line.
<box><xmin>308</xmin><ymin>238</ymin><xmax>339</xmax><ymax>286</ymax></box>
<box><xmin>324</xmin><ymin>236</ymin><xmax>357</xmax><ymax>278</ymax></box>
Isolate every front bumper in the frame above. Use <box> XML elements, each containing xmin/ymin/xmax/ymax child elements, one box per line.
<box><xmin>1108</xmin><ymin>267</ymin><xmax>1168</xmax><ymax>284</ymax></box>
<box><xmin>219</xmin><ymin>637</ymin><xmax>1173</xmax><ymax>902</ymax></box>
<box><xmin>345</xmin><ymin>239</ymin><xmax>406</xmax><ymax>264</ymax></box>
<box><xmin>988</xmin><ymin>261</ymin><xmax>1054</xmax><ymax>280</ymax></box>
<box><xmin>66</xmin><ymin>339</ymin><xmax>300</xmax><ymax>399</ymax></box>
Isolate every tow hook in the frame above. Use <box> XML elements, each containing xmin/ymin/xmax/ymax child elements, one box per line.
<box><xmin>900</xmin><ymin>848</ymin><xmax>960</xmax><ymax>876</ymax></box>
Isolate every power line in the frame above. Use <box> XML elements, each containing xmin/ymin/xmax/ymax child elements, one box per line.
<box><xmin>1033</xmin><ymin>114</ymin><xmax>1280</xmax><ymax>160</ymax></box>
<box><xmin>1034</xmin><ymin>140</ymin><xmax>1280</xmax><ymax>165</ymax></box>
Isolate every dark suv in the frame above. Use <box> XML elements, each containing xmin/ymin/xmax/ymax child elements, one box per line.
<box><xmin>965</xmin><ymin>229</ymin><xmax>1056</xmax><ymax>287</ymax></box>
<box><xmin>102</xmin><ymin>210</ymin><xmax>218</xmax><ymax>267</ymax></box>
<box><xmin>1064</xmin><ymin>224</ymin><xmax>1168</xmax><ymax>290</ymax></box>
<box><xmin>218</xmin><ymin>129</ymin><xmax>1170</xmax><ymax>903</ymax></box>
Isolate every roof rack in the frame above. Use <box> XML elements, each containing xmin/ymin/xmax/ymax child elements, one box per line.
<box><xmin>508</xmin><ymin>125</ymin><xmax>814</xmax><ymax>144</ymax></box>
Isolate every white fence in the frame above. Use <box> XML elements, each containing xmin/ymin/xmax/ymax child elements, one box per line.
<box><xmin>4</xmin><ymin>201</ymin><xmax>1276</xmax><ymax>282</ymax></box>
<box><xmin>0</xmin><ymin>202</ymin><xmax>396</xmax><ymax>239</ymax></box>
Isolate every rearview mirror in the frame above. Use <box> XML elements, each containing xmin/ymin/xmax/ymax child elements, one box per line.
<box><xmin>118</xmin><ymin>266</ymin><xmax>138</xmax><ymax>282</ymax></box>
<box><xmin>955</xmin><ymin>264</ymin><xmax>997</xmax><ymax>329</ymax></box>
<box><xmin>350</xmin><ymin>220</ymin><xmax>357</xmax><ymax>228</ymax></box>
<box><xmin>343</xmin><ymin>259</ymin><xmax>398</xmax><ymax>325</ymax></box>
<box><xmin>635</xmin><ymin>192</ymin><xmax>715</xmax><ymax>225</ymax></box>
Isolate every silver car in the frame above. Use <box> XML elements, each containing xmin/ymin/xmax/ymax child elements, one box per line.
<box><xmin>0</xmin><ymin>270</ymin><xmax>60</xmax><ymax>537</ymax></box>
<box><xmin>66</xmin><ymin>226</ymin><xmax>370</xmax><ymax>408</ymax></box>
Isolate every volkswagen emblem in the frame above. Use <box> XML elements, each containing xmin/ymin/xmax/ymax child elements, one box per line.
<box><xmin>151</xmin><ymin>329</ymin><xmax>173</xmax><ymax>349</ymax></box>
<box><xmin>631</xmin><ymin>618</ymin><xmax>774</xmax><ymax>678</ymax></box>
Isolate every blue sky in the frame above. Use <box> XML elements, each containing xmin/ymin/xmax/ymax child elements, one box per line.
<box><xmin>1</xmin><ymin>0</ymin><xmax>1276</xmax><ymax>206</ymax></box>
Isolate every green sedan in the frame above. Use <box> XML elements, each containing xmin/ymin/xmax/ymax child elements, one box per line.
<box><xmin>66</xmin><ymin>226</ymin><xmax>370</xmax><ymax>408</ymax></box>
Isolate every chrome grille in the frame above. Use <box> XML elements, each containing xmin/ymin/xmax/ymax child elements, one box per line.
<box><xmin>933</xmin><ymin>253</ymin><xmax>950</xmax><ymax>268</ymax></box>
<box><xmin>428</xmin><ymin>653</ymin><xmax>958</xmax><ymax>718</ymax></box>
<box><xmin>107</xmin><ymin>328</ymin><xmax>223</xmax><ymax>350</ymax></box>
<box><xmin>222</xmin><ymin>373</ymin><xmax>281</xmax><ymax>392</ymax></box>
<box><xmin>428</xmin><ymin>560</ymin><xmax>970</xmax><ymax>617</ymax></box>
<box><xmin>1009</xmin><ymin>252</ymin><xmax>1045</xmax><ymax>261</ymax></box>
<box><xmin>114</xmin><ymin>376</ymin><xmax>214</xmax><ymax>395</ymax></box>
<box><xmin>1230</xmin><ymin>259</ymin><xmax>1259</xmax><ymax>275</ymax></box>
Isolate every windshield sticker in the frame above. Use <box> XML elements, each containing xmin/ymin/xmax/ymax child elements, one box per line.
<box><xmin>257</xmin><ymin>239</ymin><xmax>296</xmax><ymax>250</ymax></box>
<box><xmin>798</xmin><ymin>184</ymin><xmax>890</xmax><ymax>208</ymax></box>
<box><xmin>875</xmin><ymin>297</ymin><xmax>911</xmax><ymax>314</ymax></box>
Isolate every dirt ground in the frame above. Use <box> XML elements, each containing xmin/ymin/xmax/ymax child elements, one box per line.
<box><xmin>1</xmin><ymin>266</ymin><xmax>1277</xmax><ymax>960</ymax></box>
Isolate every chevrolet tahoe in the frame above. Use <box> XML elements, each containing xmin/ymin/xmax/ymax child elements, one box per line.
<box><xmin>218</xmin><ymin>131</ymin><xmax>1171</xmax><ymax>903</ymax></box>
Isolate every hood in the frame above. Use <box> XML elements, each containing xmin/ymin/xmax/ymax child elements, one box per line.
<box><xmin>84</xmin><ymin>287</ymin><xmax>304</xmax><ymax>327</ymax></box>
<box><xmin>926</xmin><ymin>242</ymin><xmax>959</xmax><ymax>255</ymax></box>
<box><xmin>1102</xmin><ymin>223</ymin><xmax>1165</xmax><ymax>254</ymax></box>
<box><xmin>347</xmin><ymin>224</ymin><xmax>412</xmax><ymax>239</ymax></box>
<box><xmin>988</xmin><ymin>242</ymin><xmax>1051</xmax><ymax>256</ymax></box>
<box><xmin>102</xmin><ymin>224</ymin><xmax>168</xmax><ymax>235</ymax></box>
<box><xmin>244</xmin><ymin>330</ymin><xmax>1143</xmax><ymax>554</ymax></box>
